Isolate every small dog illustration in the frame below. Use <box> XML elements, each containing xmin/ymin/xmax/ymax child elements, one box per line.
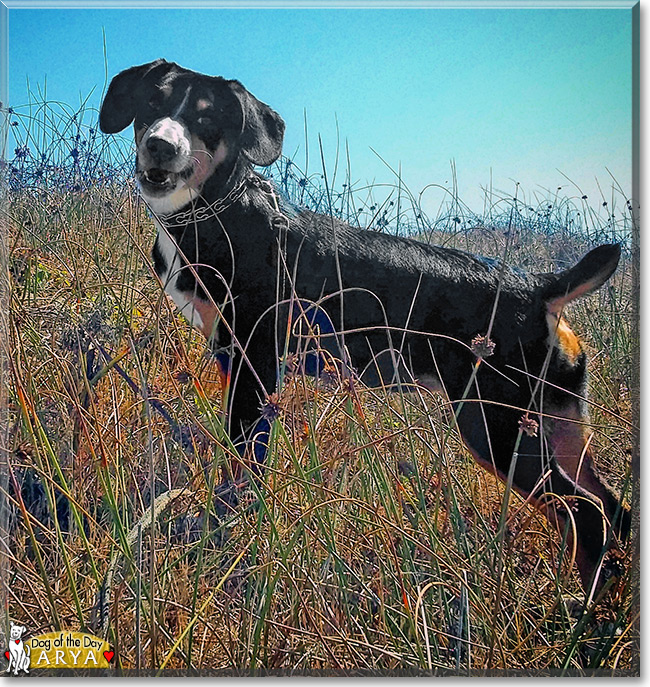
<box><xmin>6</xmin><ymin>622</ymin><xmax>30</xmax><ymax>675</ymax></box>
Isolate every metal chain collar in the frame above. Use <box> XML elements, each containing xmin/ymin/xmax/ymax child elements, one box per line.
<box><xmin>155</xmin><ymin>173</ymin><xmax>289</xmax><ymax>238</ymax></box>
<box><xmin>157</xmin><ymin>176</ymin><xmax>252</xmax><ymax>229</ymax></box>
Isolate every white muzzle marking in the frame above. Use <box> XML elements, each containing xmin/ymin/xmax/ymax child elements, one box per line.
<box><xmin>141</xmin><ymin>117</ymin><xmax>192</xmax><ymax>170</ymax></box>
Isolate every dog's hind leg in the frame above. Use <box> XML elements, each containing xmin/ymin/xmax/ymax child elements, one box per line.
<box><xmin>541</xmin><ymin>305</ymin><xmax>630</xmax><ymax>541</ymax></box>
<box><xmin>514</xmin><ymin>428</ymin><xmax>628</xmax><ymax>594</ymax></box>
<box><xmin>544</xmin><ymin>400</ymin><xmax>631</xmax><ymax>541</ymax></box>
<box><xmin>454</xmin><ymin>401</ymin><xmax>620</xmax><ymax>592</ymax></box>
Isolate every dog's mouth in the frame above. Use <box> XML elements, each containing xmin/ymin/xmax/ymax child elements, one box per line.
<box><xmin>138</xmin><ymin>165</ymin><xmax>195</xmax><ymax>194</ymax></box>
<box><xmin>138</xmin><ymin>168</ymin><xmax>178</xmax><ymax>193</ymax></box>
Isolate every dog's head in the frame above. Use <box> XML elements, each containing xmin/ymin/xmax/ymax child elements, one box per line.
<box><xmin>9</xmin><ymin>623</ymin><xmax>26</xmax><ymax>641</ymax></box>
<box><xmin>99</xmin><ymin>59</ymin><xmax>285</xmax><ymax>213</ymax></box>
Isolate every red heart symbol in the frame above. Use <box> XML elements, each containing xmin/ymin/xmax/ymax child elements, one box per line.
<box><xmin>4</xmin><ymin>651</ymin><xmax>9</xmax><ymax>661</ymax></box>
<box><xmin>103</xmin><ymin>650</ymin><xmax>114</xmax><ymax>663</ymax></box>
<box><xmin>15</xmin><ymin>640</ymin><xmax>19</xmax><ymax>644</ymax></box>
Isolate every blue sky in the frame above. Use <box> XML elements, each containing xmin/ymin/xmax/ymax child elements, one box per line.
<box><xmin>7</xmin><ymin>5</ymin><xmax>634</xmax><ymax>215</ymax></box>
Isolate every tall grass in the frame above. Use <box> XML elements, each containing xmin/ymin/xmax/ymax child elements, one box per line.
<box><xmin>0</xmin><ymin>96</ymin><xmax>639</xmax><ymax>675</ymax></box>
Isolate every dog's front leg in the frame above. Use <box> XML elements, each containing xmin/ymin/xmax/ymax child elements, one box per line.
<box><xmin>222</xmin><ymin>338</ymin><xmax>278</xmax><ymax>483</ymax></box>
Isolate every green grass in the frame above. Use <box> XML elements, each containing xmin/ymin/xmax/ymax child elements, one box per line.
<box><xmin>0</xmin><ymin>98</ymin><xmax>639</xmax><ymax>675</ymax></box>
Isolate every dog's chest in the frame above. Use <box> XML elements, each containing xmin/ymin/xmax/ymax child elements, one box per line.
<box><xmin>9</xmin><ymin>639</ymin><xmax>25</xmax><ymax>657</ymax></box>
<box><xmin>152</xmin><ymin>221</ymin><xmax>210</xmax><ymax>334</ymax></box>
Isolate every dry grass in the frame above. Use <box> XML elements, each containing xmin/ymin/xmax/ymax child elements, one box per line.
<box><xmin>0</xmin><ymin>99</ymin><xmax>639</xmax><ymax>675</ymax></box>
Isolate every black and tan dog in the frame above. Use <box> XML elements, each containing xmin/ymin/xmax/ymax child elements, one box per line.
<box><xmin>100</xmin><ymin>59</ymin><xmax>629</xmax><ymax>594</ymax></box>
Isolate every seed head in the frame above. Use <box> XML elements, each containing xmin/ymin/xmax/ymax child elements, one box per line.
<box><xmin>471</xmin><ymin>334</ymin><xmax>496</xmax><ymax>359</ymax></box>
<box><xmin>260</xmin><ymin>392</ymin><xmax>282</xmax><ymax>422</ymax></box>
<box><xmin>518</xmin><ymin>414</ymin><xmax>539</xmax><ymax>438</ymax></box>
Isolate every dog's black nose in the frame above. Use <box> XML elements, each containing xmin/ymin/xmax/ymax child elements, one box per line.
<box><xmin>146</xmin><ymin>136</ymin><xmax>177</xmax><ymax>164</ymax></box>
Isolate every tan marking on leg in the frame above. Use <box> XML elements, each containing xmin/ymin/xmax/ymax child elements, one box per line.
<box><xmin>544</xmin><ymin>404</ymin><xmax>613</xmax><ymax>510</ymax></box>
<box><xmin>188</xmin><ymin>297</ymin><xmax>219</xmax><ymax>341</ymax></box>
<box><xmin>546</xmin><ymin>404</ymin><xmax>631</xmax><ymax>592</ymax></box>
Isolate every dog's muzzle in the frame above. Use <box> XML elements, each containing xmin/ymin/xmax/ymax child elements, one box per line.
<box><xmin>138</xmin><ymin>117</ymin><xmax>194</xmax><ymax>195</ymax></box>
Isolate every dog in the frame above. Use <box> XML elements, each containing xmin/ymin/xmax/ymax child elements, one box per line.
<box><xmin>99</xmin><ymin>59</ymin><xmax>630</xmax><ymax>595</ymax></box>
<box><xmin>6</xmin><ymin>622</ymin><xmax>30</xmax><ymax>675</ymax></box>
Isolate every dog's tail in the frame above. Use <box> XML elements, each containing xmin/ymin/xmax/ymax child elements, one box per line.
<box><xmin>537</xmin><ymin>244</ymin><xmax>621</xmax><ymax>313</ymax></box>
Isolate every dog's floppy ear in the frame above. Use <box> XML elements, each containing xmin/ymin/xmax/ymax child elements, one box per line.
<box><xmin>99</xmin><ymin>59</ymin><xmax>168</xmax><ymax>134</ymax></box>
<box><xmin>229</xmin><ymin>81</ymin><xmax>285</xmax><ymax>166</ymax></box>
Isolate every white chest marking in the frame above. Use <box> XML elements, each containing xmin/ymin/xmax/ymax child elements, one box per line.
<box><xmin>155</xmin><ymin>220</ymin><xmax>204</xmax><ymax>330</ymax></box>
